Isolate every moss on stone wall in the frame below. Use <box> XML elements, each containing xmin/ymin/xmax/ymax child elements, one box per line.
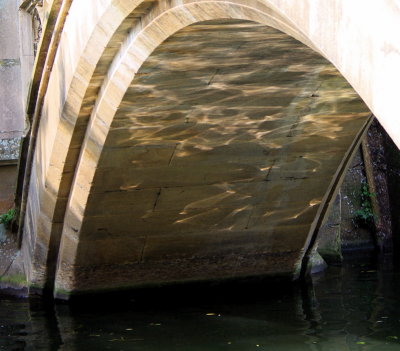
<box><xmin>0</xmin><ymin>274</ymin><xmax>27</xmax><ymax>287</ymax></box>
<box><xmin>317</xmin><ymin>148</ymin><xmax>376</xmax><ymax>264</ymax></box>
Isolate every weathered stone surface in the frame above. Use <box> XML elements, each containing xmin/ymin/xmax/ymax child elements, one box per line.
<box><xmin>50</xmin><ymin>21</ymin><xmax>369</xmax><ymax>295</ymax></box>
<box><xmin>0</xmin><ymin>0</ymin><xmax>20</xmax><ymax>59</ymax></box>
<box><xmin>363</xmin><ymin>120</ymin><xmax>393</xmax><ymax>252</ymax></box>
<box><xmin>0</xmin><ymin>165</ymin><xmax>17</xmax><ymax>213</ymax></box>
<box><xmin>339</xmin><ymin>150</ymin><xmax>375</xmax><ymax>251</ymax></box>
<box><xmin>0</xmin><ymin>0</ymin><xmax>24</xmax><ymax>145</ymax></box>
<box><xmin>0</xmin><ymin>137</ymin><xmax>20</xmax><ymax>163</ymax></box>
<box><xmin>55</xmin><ymin>250</ymin><xmax>301</xmax><ymax>296</ymax></box>
<box><xmin>20</xmin><ymin>0</ymin><xmax>399</xmax><ymax>297</ymax></box>
<box><xmin>317</xmin><ymin>148</ymin><xmax>376</xmax><ymax>262</ymax></box>
<box><xmin>317</xmin><ymin>195</ymin><xmax>343</xmax><ymax>265</ymax></box>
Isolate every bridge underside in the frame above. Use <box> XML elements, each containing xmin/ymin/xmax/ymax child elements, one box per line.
<box><xmin>48</xmin><ymin>21</ymin><xmax>368</xmax><ymax>295</ymax></box>
<box><xmin>21</xmin><ymin>15</ymin><xmax>370</xmax><ymax>297</ymax></box>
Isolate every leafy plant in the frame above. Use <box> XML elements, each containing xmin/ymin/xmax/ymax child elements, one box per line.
<box><xmin>354</xmin><ymin>182</ymin><xmax>375</xmax><ymax>225</ymax></box>
<box><xmin>0</xmin><ymin>208</ymin><xmax>15</xmax><ymax>229</ymax></box>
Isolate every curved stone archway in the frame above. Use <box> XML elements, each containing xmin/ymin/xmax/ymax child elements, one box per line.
<box><xmin>54</xmin><ymin>18</ymin><xmax>368</xmax><ymax>295</ymax></box>
<box><xmin>24</xmin><ymin>0</ymin><xmax>313</xmax><ymax>291</ymax></box>
<box><xmin>20</xmin><ymin>0</ymin><xmax>398</xmax><ymax>296</ymax></box>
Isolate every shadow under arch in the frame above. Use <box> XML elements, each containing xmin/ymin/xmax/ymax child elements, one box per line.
<box><xmin>51</xmin><ymin>14</ymin><xmax>370</xmax><ymax>297</ymax></box>
<box><xmin>23</xmin><ymin>0</ymin><xmax>323</xmax><ymax>294</ymax></box>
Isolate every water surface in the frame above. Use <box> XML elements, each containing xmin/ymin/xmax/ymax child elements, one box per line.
<box><xmin>2</xmin><ymin>254</ymin><xmax>400</xmax><ymax>350</ymax></box>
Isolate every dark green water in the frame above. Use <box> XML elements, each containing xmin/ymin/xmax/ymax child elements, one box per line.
<box><xmin>2</xmin><ymin>254</ymin><xmax>400</xmax><ymax>350</ymax></box>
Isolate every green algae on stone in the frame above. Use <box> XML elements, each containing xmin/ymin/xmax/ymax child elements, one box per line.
<box><xmin>0</xmin><ymin>273</ymin><xmax>27</xmax><ymax>287</ymax></box>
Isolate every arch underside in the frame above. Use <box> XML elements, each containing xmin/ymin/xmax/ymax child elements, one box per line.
<box><xmin>20</xmin><ymin>0</ymin><xmax>385</xmax><ymax>298</ymax></box>
<box><xmin>52</xmin><ymin>20</ymin><xmax>369</xmax><ymax>294</ymax></box>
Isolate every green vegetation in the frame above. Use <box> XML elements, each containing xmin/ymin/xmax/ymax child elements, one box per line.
<box><xmin>0</xmin><ymin>208</ymin><xmax>15</xmax><ymax>229</ymax></box>
<box><xmin>0</xmin><ymin>274</ymin><xmax>27</xmax><ymax>287</ymax></box>
<box><xmin>355</xmin><ymin>182</ymin><xmax>375</xmax><ymax>226</ymax></box>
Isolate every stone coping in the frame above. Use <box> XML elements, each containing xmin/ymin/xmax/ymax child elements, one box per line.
<box><xmin>0</xmin><ymin>137</ymin><xmax>21</xmax><ymax>164</ymax></box>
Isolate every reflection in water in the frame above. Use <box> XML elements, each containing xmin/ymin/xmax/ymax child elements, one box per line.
<box><xmin>3</xmin><ymin>254</ymin><xmax>400</xmax><ymax>350</ymax></box>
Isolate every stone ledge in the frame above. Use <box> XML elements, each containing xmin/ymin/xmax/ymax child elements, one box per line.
<box><xmin>0</xmin><ymin>137</ymin><xmax>21</xmax><ymax>164</ymax></box>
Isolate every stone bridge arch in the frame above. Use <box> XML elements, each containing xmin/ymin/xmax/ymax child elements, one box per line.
<box><xmin>21</xmin><ymin>0</ymin><xmax>379</xmax><ymax>297</ymax></box>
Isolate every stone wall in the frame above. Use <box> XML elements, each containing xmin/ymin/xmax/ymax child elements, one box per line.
<box><xmin>318</xmin><ymin>119</ymin><xmax>400</xmax><ymax>262</ymax></box>
<box><xmin>0</xmin><ymin>0</ymin><xmax>25</xmax><ymax>162</ymax></box>
<box><xmin>318</xmin><ymin>148</ymin><xmax>376</xmax><ymax>265</ymax></box>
